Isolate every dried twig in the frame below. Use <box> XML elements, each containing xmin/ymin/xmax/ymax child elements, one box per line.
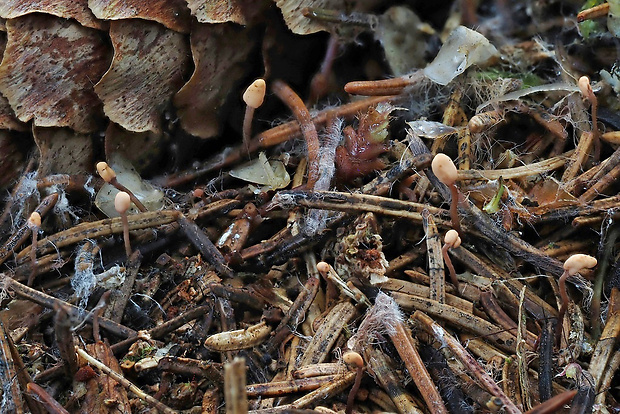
<box><xmin>365</xmin><ymin>347</ymin><xmax>425</xmax><ymax>414</ymax></box>
<box><xmin>590</xmin><ymin>288</ymin><xmax>620</xmax><ymax>392</ymax></box>
<box><xmin>225</xmin><ymin>357</ymin><xmax>248</xmax><ymax>414</ymax></box>
<box><xmin>273</xmin><ymin>189</ymin><xmax>447</xmax><ymax>222</ymax></box>
<box><xmin>178</xmin><ymin>216</ymin><xmax>232</xmax><ymax>278</ymax></box>
<box><xmin>391</xmin><ymin>319</ymin><xmax>448</xmax><ymax>413</ymax></box>
<box><xmin>15</xmin><ymin>210</ymin><xmax>181</xmax><ymax>262</ymax></box>
<box><xmin>53</xmin><ymin>303</ymin><xmax>78</xmax><ymax>377</ymax></box>
<box><xmin>3</xmin><ymin>275</ymin><xmax>136</xmax><ymax>338</ymax></box>
<box><xmin>413</xmin><ymin>311</ymin><xmax>522</xmax><ymax>414</ymax></box>
<box><xmin>159</xmin><ymin>356</ymin><xmax>223</xmax><ymax>384</ymax></box>
<box><xmin>77</xmin><ymin>346</ymin><xmax>177</xmax><ymax>414</ymax></box>
<box><xmin>299</xmin><ymin>301</ymin><xmax>356</xmax><ymax>366</ymax></box>
<box><xmin>104</xmin><ymin>251</ymin><xmax>141</xmax><ymax>323</ymax></box>
<box><xmin>26</xmin><ymin>383</ymin><xmax>68</xmax><ymax>414</ymax></box>
<box><xmin>423</xmin><ymin>211</ymin><xmax>445</xmax><ymax>303</ymax></box>
<box><xmin>524</xmin><ymin>389</ymin><xmax>577</xmax><ymax>414</ymax></box>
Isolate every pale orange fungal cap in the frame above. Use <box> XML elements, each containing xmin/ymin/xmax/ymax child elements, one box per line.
<box><xmin>243</xmin><ymin>79</ymin><xmax>266</xmax><ymax>109</ymax></box>
<box><xmin>114</xmin><ymin>191</ymin><xmax>131</xmax><ymax>214</ymax></box>
<box><xmin>431</xmin><ymin>153</ymin><xmax>458</xmax><ymax>186</ymax></box>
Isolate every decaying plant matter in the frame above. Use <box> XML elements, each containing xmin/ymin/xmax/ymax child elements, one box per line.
<box><xmin>0</xmin><ymin>0</ymin><xmax>620</xmax><ymax>413</ymax></box>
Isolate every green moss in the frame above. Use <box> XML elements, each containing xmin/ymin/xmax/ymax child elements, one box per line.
<box><xmin>579</xmin><ymin>0</ymin><xmax>607</xmax><ymax>39</ymax></box>
<box><xmin>476</xmin><ymin>68</ymin><xmax>544</xmax><ymax>89</ymax></box>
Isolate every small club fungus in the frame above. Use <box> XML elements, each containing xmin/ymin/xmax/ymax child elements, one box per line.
<box><xmin>27</xmin><ymin>212</ymin><xmax>41</xmax><ymax>286</ymax></box>
<box><xmin>556</xmin><ymin>254</ymin><xmax>597</xmax><ymax>345</ymax></box>
<box><xmin>95</xmin><ymin>155</ymin><xmax>164</xmax><ymax>218</ymax></box>
<box><xmin>343</xmin><ymin>350</ymin><xmax>364</xmax><ymax>414</ymax></box>
<box><xmin>242</xmin><ymin>78</ymin><xmax>266</xmax><ymax>146</ymax></box>
<box><xmin>115</xmin><ymin>191</ymin><xmax>132</xmax><ymax>258</ymax></box>
<box><xmin>431</xmin><ymin>153</ymin><xmax>462</xmax><ymax>235</ymax></box>
<box><xmin>96</xmin><ymin>161</ymin><xmax>147</xmax><ymax>213</ymax></box>
<box><xmin>442</xmin><ymin>229</ymin><xmax>462</xmax><ymax>289</ymax></box>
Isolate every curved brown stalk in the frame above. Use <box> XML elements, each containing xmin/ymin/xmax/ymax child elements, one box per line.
<box><xmin>271</xmin><ymin>80</ymin><xmax>320</xmax><ymax>189</ymax></box>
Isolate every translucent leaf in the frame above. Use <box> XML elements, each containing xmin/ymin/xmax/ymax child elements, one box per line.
<box><xmin>174</xmin><ymin>22</ymin><xmax>251</xmax><ymax>139</ymax></box>
<box><xmin>0</xmin><ymin>15</ymin><xmax>110</xmax><ymax>132</ymax></box>
<box><xmin>95</xmin><ymin>20</ymin><xmax>189</xmax><ymax>134</ymax></box>
<box><xmin>88</xmin><ymin>0</ymin><xmax>191</xmax><ymax>33</ymax></box>
<box><xmin>528</xmin><ymin>177</ymin><xmax>576</xmax><ymax>207</ymax></box>
<box><xmin>94</xmin><ymin>154</ymin><xmax>164</xmax><ymax>217</ymax></box>
<box><xmin>423</xmin><ymin>26</ymin><xmax>498</xmax><ymax>86</ymax></box>
<box><xmin>406</xmin><ymin>120</ymin><xmax>458</xmax><ymax>138</ymax></box>
<box><xmin>229</xmin><ymin>152</ymin><xmax>291</xmax><ymax>190</ymax></box>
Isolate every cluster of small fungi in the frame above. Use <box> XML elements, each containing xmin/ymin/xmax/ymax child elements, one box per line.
<box><xmin>0</xmin><ymin>0</ymin><xmax>620</xmax><ymax>413</ymax></box>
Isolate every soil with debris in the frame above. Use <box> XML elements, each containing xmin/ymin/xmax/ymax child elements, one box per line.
<box><xmin>0</xmin><ymin>0</ymin><xmax>619</xmax><ymax>413</ymax></box>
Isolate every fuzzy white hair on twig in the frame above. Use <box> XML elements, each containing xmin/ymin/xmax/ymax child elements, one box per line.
<box><xmin>347</xmin><ymin>291</ymin><xmax>403</xmax><ymax>352</ymax></box>
<box><xmin>302</xmin><ymin>117</ymin><xmax>342</xmax><ymax>237</ymax></box>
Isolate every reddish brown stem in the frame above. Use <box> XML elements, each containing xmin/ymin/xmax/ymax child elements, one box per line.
<box><xmin>577</xmin><ymin>3</ymin><xmax>609</xmax><ymax>22</ymax></box>
<box><xmin>345</xmin><ymin>78</ymin><xmax>410</xmax><ymax>96</ymax></box>
<box><xmin>460</xmin><ymin>0</ymin><xmax>478</xmax><ymax>26</ymax></box>
<box><xmin>449</xmin><ymin>184</ymin><xmax>462</xmax><ymax>236</ymax></box>
<box><xmin>27</xmin><ymin>383</ymin><xmax>69</xmax><ymax>414</ymax></box>
<box><xmin>345</xmin><ymin>367</ymin><xmax>363</xmax><ymax>414</ymax></box>
<box><xmin>524</xmin><ymin>389</ymin><xmax>577</xmax><ymax>414</ymax></box>
<box><xmin>556</xmin><ymin>270</ymin><xmax>570</xmax><ymax>346</ymax></box>
<box><xmin>256</xmin><ymin>95</ymin><xmax>396</xmax><ymax>148</ymax></box>
<box><xmin>271</xmin><ymin>80</ymin><xmax>320</xmax><ymax>189</ymax></box>
<box><xmin>93</xmin><ymin>291</ymin><xmax>112</xmax><ymax>343</ymax></box>
<box><xmin>242</xmin><ymin>106</ymin><xmax>255</xmax><ymax>149</ymax></box>
<box><xmin>27</xmin><ymin>230</ymin><xmax>38</xmax><ymax>287</ymax></box>
<box><xmin>309</xmin><ymin>34</ymin><xmax>339</xmax><ymax>104</ymax></box>
<box><xmin>591</xmin><ymin>95</ymin><xmax>600</xmax><ymax>162</ymax></box>
<box><xmin>111</xmin><ymin>177</ymin><xmax>147</xmax><ymax>212</ymax></box>
<box><xmin>441</xmin><ymin>244</ymin><xmax>459</xmax><ymax>289</ymax></box>
<box><xmin>344</xmin><ymin>71</ymin><xmax>425</xmax><ymax>96</ymax></box>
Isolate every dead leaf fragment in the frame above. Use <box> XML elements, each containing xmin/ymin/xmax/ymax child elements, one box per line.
<box><xmin>275</xmin><ymin>0</ymin><xmax>345</xmax><ymax>34</ymax></box>
<box><xmin>0</xmin><ymin>0</ymin><xmax>104</xmax><ymax>30</ymax></box>
<box><xmin>34</xmin><ymin>127</ymin><xmax>93</xmax><ymax>176</ymax></box>
<box><xmin>376</xmin><ymin>6</ymin><xmax>433</xmax><ymax>76</ymax></box>
<box><xmin>0</xmin><ymin>15</ymin><xmax>110</xmax><ymax>133</ymax></box>
<box><xmin>174</xmin><ymin>22</ymin><xmax>252</xmax><ymax>139</ymax></box>
<box><xmin>88</xmin><ymin>0</ymin><xmax>191</xmax><ymax>33</ymax></box>
<box><xmin>95</xmin><ymin>20</ymin><xmax>189</xmax><ymax>134</ymax></box>
<box><xmin>186</xmin><ymin>0</ymin><xmax>247</xmax><ymax>24</ymax></box>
